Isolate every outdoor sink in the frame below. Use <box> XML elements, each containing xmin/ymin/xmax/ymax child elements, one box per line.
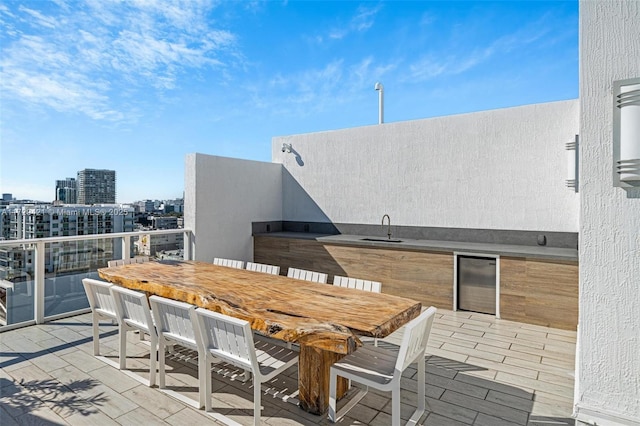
<box><xmin>361</xmin><ymin>237</ymin><xmax>403</xmax><ymax>243</ymax></box>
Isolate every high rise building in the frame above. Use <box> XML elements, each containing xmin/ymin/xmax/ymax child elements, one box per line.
<box><xmin>77</xmin><ymin>169</ymin><xmax>116</xmax><ymax>204</ymax></box>
<box><xmin>55</xmin><ymin>178</ymin><xmax>77</xmax><ymax>204</ymax></box>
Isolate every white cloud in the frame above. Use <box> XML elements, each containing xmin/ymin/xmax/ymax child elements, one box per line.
<box><xmin>18</xmin><ymin>6</ymin><xmax>58</xmax><ymax>29</ymax></box>
<box><xmin>321</xmin><ymin>4</ymin><xmax>382</xmax><ymax>42</ymax></box>
<box><xmin>349</xmin><ymin>57</ymin><xmax>397</xmax><ymax>87</ymax></box>
<box><xmin>406</xmin><ymin>20</ymin><xmax>551</xmax><ymax>82</ymax></box>
<box><xmin>419</xmin><ymin>12</ymin><xmax>435</xmax><ymax>27</ymax></box>
<box><xmin>351</xmin><ymin>4</ymin><xmax>382</xmax><ymax>32</ymax></box>
<box><xmin>0</xmin><ymin>1</ymin><xmax>236</xmax><ymax>122</ymax></box>
<box><xmin>252</xmin><ymin>54</ymin><xmax>396</xmax><ymax>118</ymax></box>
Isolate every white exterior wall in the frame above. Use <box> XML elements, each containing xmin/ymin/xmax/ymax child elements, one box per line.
<box><xmin>184</xmin><ymin>153</ymin><xmax>283</xmax><ymax>263</ymax></box>
<box><xmin>575</xmin><ymin>1</ymin><xmax>640</xmax><ymax>424</ymax></box>
<box><xmin>274</xmin><ymin>100</ymin><xmax>579</xmax><ymax>232</ymax></box>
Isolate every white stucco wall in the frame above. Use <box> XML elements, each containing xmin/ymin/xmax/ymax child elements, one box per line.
<box><xmin>184</xmin><ymin>153</ymin><xmax>282</xmax><ymax>263</ymax></box>
<box><xmin>274</xmin><ymin>100</ymin><xmax>579</xmax><ymax>232</ymax></box>
<box><xmin>575</xmin><ymin>1</ymin><xmax>640</xmax><ymax>424</ymax></box>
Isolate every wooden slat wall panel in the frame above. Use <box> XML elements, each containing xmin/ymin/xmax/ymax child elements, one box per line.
<box><xmin>500</xmin><ymin>257</ymin><xmax>578</xmax><ymax>330</ymax></box>
<box><xmin>255</xmin><ymin>236</ymin><xmax>580</xmax><ymax>330</ymax></box>
<box><xmin>254</xmin><ymin>237</ymin><xmax>453</xmax><ymax>310</ymax></box>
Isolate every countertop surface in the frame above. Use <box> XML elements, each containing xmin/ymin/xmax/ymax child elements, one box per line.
<box><xmin>253</xmin><ymin>232</ymin><xmax>579</xmax><ymax>261</ymax></box>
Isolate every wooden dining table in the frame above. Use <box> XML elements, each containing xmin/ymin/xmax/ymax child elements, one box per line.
<box><xmin>98</xmin><ymin>260</ymin><xmax>421</xmax><ymax>414</ymax></box>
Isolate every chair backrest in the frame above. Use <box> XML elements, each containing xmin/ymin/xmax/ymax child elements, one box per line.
<box><xmin>287</xmin><ymin>267</ymin><xmax>328</xmax><ymax>284</ymax></box>
<box><xmin>246</xmin><ymin>262</ymin><xmax>280</xmax><ymax>275</ymax></box>
<box><xmin>108</xmin><ymin>257</ymin><xmax>146</xmax><ymax>267</ymax></box>
<box><xmin>193</xmin><ymin>308</ymin><xmax>255</xmax><ymax>372</ymax></box>
<box><xmin>333</xmin><ymin>276</ymin><xmax>381</xmax><ymax>293</ymax></box>
<box><xmin>149</xmin><ymin>295</ymin><xmax>197</xmax><ymax>349</ymax></box>
<box><xmin>110</xmin><ymin>286</ymin><xmax>155</xmax><ymax>334</ymax></box>
<box><xmin>395</xmin><ymin>306</ymin><xmax>437</xmax><ymax>373</ymax></box>
<box><xmin>213</xmin><ymin>258</ymin><xmax>245</xmax><ymax>269</ymax></box>
<box><xmin>82</xmin><ymin>278</ymin><xmax>118</xmax><ymax>319</ymax></box>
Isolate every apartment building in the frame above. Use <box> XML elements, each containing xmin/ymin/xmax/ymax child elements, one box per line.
<box><xmin>77</xmin><ymin>169</ymin><xmax>116</xmax><ymax>204</ymax></box>
<box><xmin>54</xmin><ymin>178</ymin><xmax>77</xmax><ymax>204</ymax></box>
<box><xmin>0</xmin><ymin>204</ymin><xmax>135</xmax><ymax>280</ymax></box>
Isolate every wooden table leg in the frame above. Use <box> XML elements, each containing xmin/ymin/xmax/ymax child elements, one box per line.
<box><xmin>298</xmin><ymin>345</ymin><xmax>349</xmax><ymax>415</ymax></box>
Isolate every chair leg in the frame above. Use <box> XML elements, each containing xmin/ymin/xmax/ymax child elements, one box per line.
<box><xmin>374</xmin><ymin>337</ymin><xmax>378</xmax><ymax>347</ymax></box>
<box><xmin>197</xmin><ymin>350</ymin><xmax>206</xmax><ymax>409</ymax></box>
<box><xmin>158</xmin><ymin>338</ymin><xmax>166</xmax><ymax>388</ymax></box>
<box><xmin>417</xmin><ymin>358</ymin><xmax>426</xmax><ymax>413</ymax></box>
<box><xmin>118</xmin><ymin>324</ymin><xmax>127</xmax><ymax>370</ymax></box>
<box><xmin>92</xmin><ymin>313</ymin><xmax>100</xmax><ymax>356</ymax></box>
<box><xmin>148</xmin><ymin>334</ymin><xmax>157</xmax><ymax>387</ymax></box>
<box><xmin>204</xmin><ymin>353</ymin><xmax>212</xmax><ymax>412</ymax></box>
<box><xmin>328</xmin><ymin>369</ymin><xmax>337</xmax><ymax>422</ymax></box>
<box><xmin>253</xmin><ymin>376</ymin><xmax>261</xmax><ymax>426</ymax></box>
<box><xmin>407</xmin><ymin>359</ymin><xmax>427</xmax><ymax>425</ymax></box>
<box><xmin>391</xmin><ymin>386</ymin><xmax>401</xmax><ymax>426</ymax></box>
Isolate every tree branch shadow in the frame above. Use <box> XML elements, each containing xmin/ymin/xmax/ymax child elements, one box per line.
<box><xmin>1</xmin><ymin>377</ymin><xmax>108</xmax><ymax>418</ymax></box>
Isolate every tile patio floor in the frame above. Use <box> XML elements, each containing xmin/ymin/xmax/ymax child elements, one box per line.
<box><xmin>0</xmin><ymin>309</ymin><xmax>576</xmax><ymax>425</ymax></box>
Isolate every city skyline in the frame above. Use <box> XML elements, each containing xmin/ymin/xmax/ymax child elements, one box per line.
<box><xmin>0</xmin><ymin>1</ymin><xmax>578</xmax><ymax>202</ymax></box>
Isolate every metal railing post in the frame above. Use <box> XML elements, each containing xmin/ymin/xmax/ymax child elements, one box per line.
<box><xmin>184</xmin><ymin>230</ymin><xmax>193</xmax><ymax>261</ymax></box>
<box><xmin>34</xmin><ymin>240</ymin><xmax>45</xmax><ymax>324</ymax></box>
<box><xmin>121</xmin><ymin>235</ymin><xmax>131</xmax><ymax>260</ymax></box>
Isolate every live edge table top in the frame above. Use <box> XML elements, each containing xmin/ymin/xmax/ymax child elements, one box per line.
<box><xmin>98</xmin><ymin>260</ymin><xmax>421</xmax><ymax>355</ymax></box>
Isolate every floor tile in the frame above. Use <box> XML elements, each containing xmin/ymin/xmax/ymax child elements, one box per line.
<box><xmin>0</xmin><ymin>308</ymin><xmax>577</xmax><ymax>425</ymax></box>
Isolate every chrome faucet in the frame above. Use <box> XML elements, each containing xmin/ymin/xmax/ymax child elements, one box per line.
<box><xmin>382</xmin><ymin>214</ymin><xmax>392</xmax><ymax>240</ymax></box>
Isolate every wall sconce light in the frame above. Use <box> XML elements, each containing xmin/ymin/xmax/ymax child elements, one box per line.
<box><xmin>281</xmin><ymin>143</ymin><xmax>292</xmax><ymax>153</ymax></box>
<box><xmin>613</xmin><ymin>77</ymin><xmax>640</xmax><ymax>187</ymax></box>
<box><xmin>566</xmin><ymin>135</ymin><xmax>578</xmax><ymax>190</ymax></box>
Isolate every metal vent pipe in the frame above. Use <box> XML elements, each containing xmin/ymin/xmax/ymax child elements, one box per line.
<box><xmin>374</xmin><ymin>82</ymin><xmax>384</xmax><ymax>124</ymax></box>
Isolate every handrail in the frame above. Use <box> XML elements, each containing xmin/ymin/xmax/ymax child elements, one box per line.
<box><xmin>0</xmin><ymin>228</ymin><xmax>190</xmax><ymax>247</ymax></box>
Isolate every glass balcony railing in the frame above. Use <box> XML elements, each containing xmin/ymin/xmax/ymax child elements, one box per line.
<box><xmin>0</xmin><ymin>229</ymin><xmax>191</xmax><ymax>330</ymax></box>
<box><xmin>0</xmin><ymin>242</ymin><xmax>35</xmax><ymax>326</ymax></box>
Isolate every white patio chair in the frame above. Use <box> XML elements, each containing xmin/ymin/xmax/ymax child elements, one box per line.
<box><xmin>333</xmin><ymin>275</ymin><xmax>382</xmax><ymax>345</ymax></box>
<box><xmin>193</xmin><ymin>308</ymin><xmax>299</xmax><ymax>425</ymax></box>
<box><xmin>110</xmin><ymin>286</ymin><xmax>158</xmax><ymax>387</ymax></box>
<box><xmin>287</xmin><ymin>267</ymin><xmax>328</xmax><ymax>284</ymax></box>
<box><xmin>108</xmin><ymin>257</ymin><xmax>146</xmax><ymax>267</ymax></box>
<box><xmin>106</xmin><ymin>258</ymin><xmax>151</xmax><ymax>339</ymax></box>
<box><xmin>329</xmin><ymin>306</ymin><xmax>437</xmax><ymax>426</ymax></box>
<box><xmin>213</xmin><ymin>257</ymin><xmax>245</xmax><ymax>269</ymax></box>
<box><xmin>332</xmin><ymin>275</ymin><xmax>381</xmax><ymax>293</ymax></box>
<box><xmin>149</xmin><ymin>295</ymin><xmax>205</xmax><ymax>408</ymax></box>
<box><xmin>246</xmin><ymin>262</ymin><xmax>280</xmax><ymax>275</ymax></box>
<box><xmin>82</xmin><ymin>278</ymin><xmax>119</xmax><ymax>356</ymax></box>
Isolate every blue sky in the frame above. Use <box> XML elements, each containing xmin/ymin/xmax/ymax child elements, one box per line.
<box><xmin>0</xmin><ymin>0</ymin><xmax>578</xmax><ymax>203</ymax></box>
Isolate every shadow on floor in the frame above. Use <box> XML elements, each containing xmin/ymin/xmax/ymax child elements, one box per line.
<box><xmin>0</xmin><ymin>377</ymin><xmax>107</xmax><ymax>420</ymax></box>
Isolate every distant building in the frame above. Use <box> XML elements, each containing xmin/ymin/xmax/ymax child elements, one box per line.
<box><xmin>1</xmin><ymin>204</ymin><xmax>134</xmax><ymax>240</ymax></box>
<box><xmin>150</xmin><ymin>216</ymin><xmax>178</xmax><ymax>230</ymax></box>
<box><xmin>77</xmin><ymin>169</ymin><xmax>116</xmax><ymax>204</ymax></box>
<box><xmin>144</xmin><ymin>200</ymin><xmax>155</xmax><ymax>213</ymax></box>
<box><xmin>160</xmin><ymin>198</ymin><xmax>184</xmax><ymax>214</ymax></box>
<box><xmin>0</xmin><ymin>204</ymin><xmax>135</xmax><ymax>279</ymax></box>
<box><xmin>55</xmin><ymin>178</ymin><xmax>77</xmax><ymax>204</ymax></box>
<box><xmin>1</xmin><ymin>194</ymin><xmax>13</xmax><ymax>209</ymax></box>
